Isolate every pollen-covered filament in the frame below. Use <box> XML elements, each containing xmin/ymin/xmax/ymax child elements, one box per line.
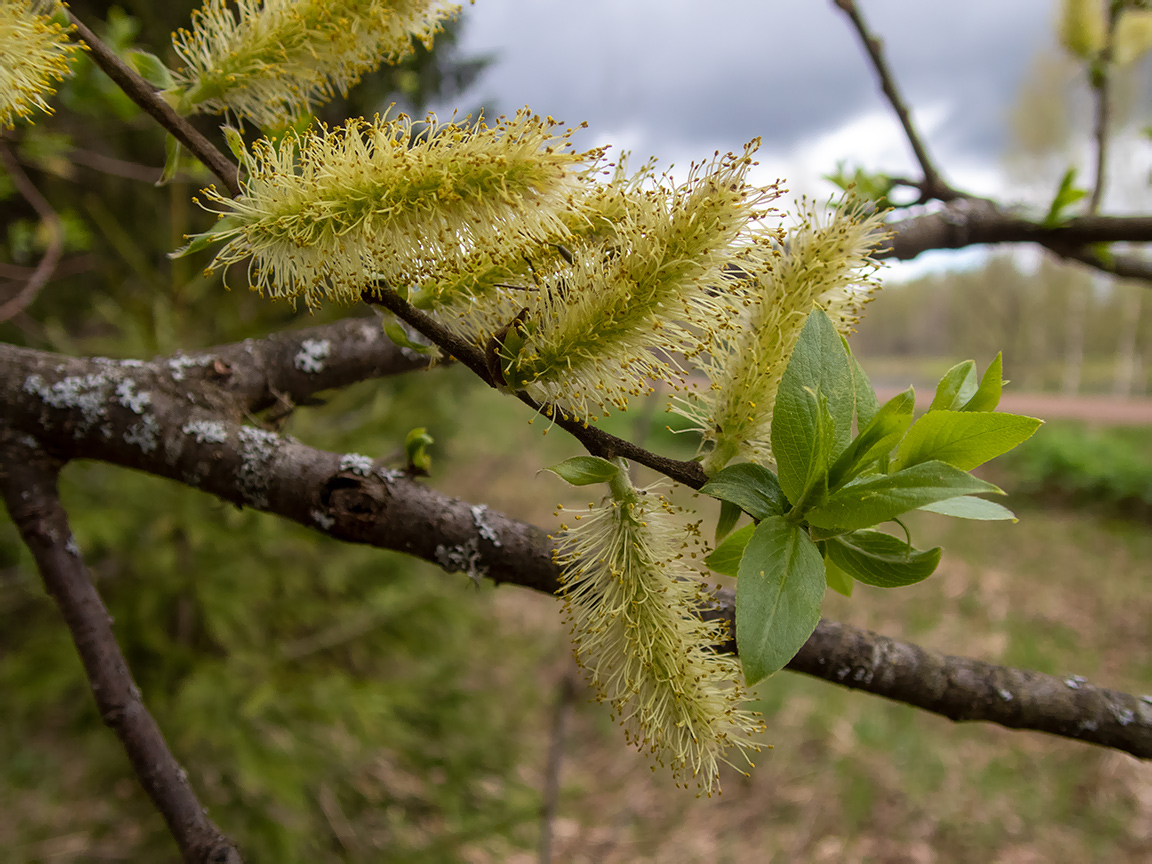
<box><xmin>554</xmin><ymin>467</ymin><xmax>764</xmax><ymax>795</ymax></box>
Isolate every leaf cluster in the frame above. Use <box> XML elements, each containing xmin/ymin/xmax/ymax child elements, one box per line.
<box><xmin>700</xmin><ymin>309</ymin><xmax>1041</xmax><ymax>685</ymax></box>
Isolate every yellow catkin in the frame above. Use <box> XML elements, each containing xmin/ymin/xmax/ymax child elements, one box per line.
<box><xmin>172</xmin><ymin>0</ymin><xmax>458</xmax><ymax>128</ymax></box>
<box><xmin>553</xmin><ymin>468</ymin><xmax>764</xmax><ymax>795</ymax></box>
<box><xmin>0</xmin><ymin>0</ymin><xmax>81</xmax><ymax>129</ymax></box>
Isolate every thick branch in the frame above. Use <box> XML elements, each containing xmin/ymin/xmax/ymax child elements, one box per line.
<box><xmin>3</xmin><ymin>342</ymin><xmax>1150</xmax><ymax>758</ymax></box>
<box><xmin>884</xmin><ymin>200</ymin><xmax>1152</xmax><ymax>280</ymax></box>
<box><xmin>0</xmin><ymin>429</ymin><xmax>242</xmax><ymax>864</ymax></box>
<box><xmin>833</xmin><ymin>0</ymin><xmax>960</xmax><ymax>202</ymax></box>
<box><xmin>68</xmin><ymin>14</ymin><xmax>240</xmax><ymax>198</ymax></box>
<box><xmin>363</xmin><ymin>287</ymin><xmax>708</xmax><ymax>488</ymax></box>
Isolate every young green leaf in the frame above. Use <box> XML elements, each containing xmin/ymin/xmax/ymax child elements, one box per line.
<box><xmin>894</xmin><ymin>411</ymin><xmax>1042</xmax><ymax>471</ymax></box>
<box><xmin>700</xmin><ymin>462</ymin><xmax>785</xmax><ymax>521</ymax></box>
<box><xmin>827</xmin><ymin>387</ymin><xmax>915</xmax><ymax>490</ymax></box>
<box><xmin>405</xmin><ymin>427</ymin><xmax>434</xmax><ymax>474</ymax></box>
<box><xmin>737</xmin><ymin>516</ymin><xmax>826</xmax><ymax>685</ymax></box>
<box><xmin>159</xmin><ymin>134</ymin><xmax>182</xmax><ymax>187</ymax></box>
<box><xmin>930</xmin><ymin>360</ymin><xmax>978</xmax><ymax>411</ymax></box>
<box><xmin>772</xmin><ymin>308</ymin><xmax>854</xmax><ymax>505</ymax></box>
<box><xmin>715</xmin><ymin>499</ymin><xmax>743</xmax><ymax>543</ymax></box>
<box><xmin>383</xmin><ymin>320</ymin><xmax>434</xmax><ymax>355</ymax></box>
<box><xmin>823</xmin><ymin>555</ymin><xmax>855</xmax><ymax>597</ymax></box>
<box><xmin>960</xmin><ymin>353</ymin><xmax>1003</xmax><ymax>412</ymax></box>
<box><xmin>824</xmin><ymin>530</ymin><xmax>941</xmax><ymax>588</ymax></box>
<box><xmin>127</xmin><ymin>50</ymin><xmax>175</xmax><ymax>90</ymax></box>
<box><xmin>544</xmin><ymin>456</ymin><xmax>621</xmax><ymax>487</ymax></box>
<box><xmin>704</xmin><ymin>522</ymin><xmax>756</xmax><ymax>577</ymax></box>
<box><xmin>805</xmin><ymin>460</ymin><xmax>1003</xmax><ymax>532</ymax></box>
<box><xmin>1043</xmin><ymin>167</ymin><xmax>1088</xmax><ymax>227</ymax></box>
<box><xmin>918</xmin><ymin>496</ymin><xmax>1017</xmax><ymax>521</ymax></box>
<box><xmin>849</xmin><ymin>350</ymin><xmax>882</xmax><ymax>430</ymax></box>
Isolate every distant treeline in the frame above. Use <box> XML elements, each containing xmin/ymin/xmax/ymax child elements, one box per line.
<box><xmin>853</xmin><ymin>254</ymin><xmax>1152</xmax><ymax>396</ymax></box>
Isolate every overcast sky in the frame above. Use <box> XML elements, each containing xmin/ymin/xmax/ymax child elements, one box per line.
<box><xmin>450</xmin><ymin>0</ymin><xmax>1059</xmax><ymax>213</ymax></box>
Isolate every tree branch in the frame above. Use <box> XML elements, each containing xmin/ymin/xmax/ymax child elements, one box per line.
<box><xmin>363</xmin><ymin>287</ymin><xmax>708</xmax><ymax>488</ymax></box>
<box><xmin>3</xmin><ymin>340</ymin><xmax>1150</xmax><ymax>759</ymax></box>
<box><xmin>1087</xmin><ymin>2</ymin><xmax>1123</xmax><ymax>214</ymax></box>
<box><xmin>67</xmin><ymin>13</ymin><xmax>241</xmax><ymax>198</ymax></box>
<box><xmin>832</xmin><ymin>0</ymin><xmax>960</xmax><ymax>203</ymax></box>
<box><xmin>883</xmin><ymin>200</ymin><xmax>1152</xmax><ymax>282</ymax></box>
<box><xmin>0</xmin><ymin>428</ymin><xmax>243</xmax><ymax>864</ymax></box>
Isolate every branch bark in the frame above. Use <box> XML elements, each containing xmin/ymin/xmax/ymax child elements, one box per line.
<box><xmin>0</xmin><ymin>428</ymin><xmax>243</xmax><ymax>864</ymax></box>
<box><xmin>3</xmin><ymin>336</ymin><xmax>1150</xmax><ymax>759</ymax></box>
<box><xmin>884</xmin><ymin>200</ymin><xmax>1152</xmax><ymax>282</ymax></box>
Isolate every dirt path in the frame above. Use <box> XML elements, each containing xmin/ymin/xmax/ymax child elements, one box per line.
<box><xmin>874</xmin><ymin>388</ymin><xmax>1152</xmax><ymax>426</ymax></box>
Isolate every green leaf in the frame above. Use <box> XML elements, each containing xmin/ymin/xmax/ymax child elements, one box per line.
<box><xmin>700</xmin><ymin>462</ymin><xmax>785</xmax><ymax>521</ymax></box>
<box><xmin>543</xmin><ymin>456</ymin><xmax>621</xmax><ymax>487</ymax></box>
<box><xmin>382</xmin><ymin>320</ymin><xmax>434</xmax><ymax>355</ymax></box>
<box><xmin>850</xmin><ymin>351</ymin><xmax>882</xmax><ymax>430</ymax></box>
<box><xmin>930</xmin><ymin>360</ymin><xmax>979</xmax><ymax>411</ymax></box>
<box><xmin>894</xmin><ymin>411</ymin><xmax>1042</xmax><ymax>471</ymax></box>
<box><xmin>771</xmin><ymin>308</ymin><xmax>854</xmax><ymax>505</ymax></box>
<box><xmin>825</xmin><ymin>530</ymin><xmax>941</xmax><ymax>588</ymax></box>
<box><xmin>961</xmin><ymin>353</ymin><xmax>1003</xmax><ymax>412</ymax></box>
<box><xmin>806</xmin><ymin>460</ymin><xmax>1003</xmax><ymax>532</ymax></box>
<box><xmin>715</xmin><ymin>499</ymin><xmax>743</xmax><ymax>543</ymax></box>
<box><xmin>737</xmin><ymin>516</ymin><xmax>826</xmax><ymax>685</ymax></box>
<box><xmin>823</xmin><ymin>555</ymin><xmax>854</xmax><ymax>597</ymax></box>
<box><xmin>704</xmin><ymin>522</ymin><xmax>756</xmax><ymax>577</ymax></box>
<box><xmin>169</xmin><ymin>215</ymin><xmax>244</xmax><ymax>259</ymax></box>
<box><xmin>158</xmin><ymin>134</ymin><xmax>181</xmax><ymax>187</ymax></box>
<box><xmin>828</xmin><ymin>387</ymin><xmax>915</xmax><ymax>489</ymax></box>
<box><xmin>1043</xmin><ymin>167</ymin><xmax>1088</xmax><ymax>227</ymax></box>
<box><xmin>405</xmin><ymin>427</ymin><xmax>434</xmax><ymax>474</ymax></box>
<box><xmin>127</xmin><ymin>50</ymin><xmax>175</xmax><ymax>89</ymax></box>
<box><xmin>918</xmin><ymin>496</ymin><xmax>1017</xmax><ymax>521</ymax></box>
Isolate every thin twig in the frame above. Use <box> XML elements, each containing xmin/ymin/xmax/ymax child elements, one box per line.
<box><xmin>363</xmin><ymin>287</ymin><xmax>708</xmax><ymax>487</ymax></box>
<box><xmin>0</xmin><ymin>429</ymin><xmax>243</xmax><ymax>864</ymax></box>
<box><xmin>538</xmin><ymin>669</ymin><xmax>576</xmax><ymax>864</ymax></box>
<box><xmin>833</xmin><ymin>0</ymin><xmax>960</xmax><ymax>203</ymax></box>
<box><xmin>67</xmin><ymin>13</ymin><xmax>241</xmax><ymax>198</ymax></box>
<box><xmin>1087</xmin><ymin>2</ymin><xmax>1123</xmax><ymax>214</ymax></box>
<box><xmin>0</xmin><ymin>143</ymin><xmax>63</xmax><ymax>322</ymax></box>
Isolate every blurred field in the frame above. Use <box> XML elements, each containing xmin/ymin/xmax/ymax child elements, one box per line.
<box><xmin>442</xmin><ymin>380</ymin><xmax>1152</xmax><ymax>864</ymax></box>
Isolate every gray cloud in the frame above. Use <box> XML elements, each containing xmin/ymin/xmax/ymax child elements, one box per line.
<box><xmin>455</xmin><ymin>0</ymin><xmax>1058</xmax><ymax>177</ymax></box>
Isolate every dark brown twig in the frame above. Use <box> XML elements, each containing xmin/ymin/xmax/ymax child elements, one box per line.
<box><xmin>0</xmin><ymin>142</ymin><xmax>63</xmax><ymax>321</ymax></box>
<box><xmin>833</xmin><ymin>0</ymin><xmax>961</xmax><ymax>203</ymax></box>
<box><xmin>363</xmin><ymin>287</ymin><xmax>708</xmax><ymax>488</ymax></box>
<box><xmin>1087</xmin><ymin>2</ymin><xmax>1124</xmax><ymax>214</ymax></box>
<box><xmin>3</xmin><ymin>342</ymin><xmax>1150</xmax><ymax>759</ymax></box>
<box><xmin>0</xmin><ymin>428</ymin><xmax>243</xmax><ymax>864</ymax></box>
<box><xmin>883</xmin><ymin>200</ymin><xmax>1152</xmax><ymax>283</ymax></box>
<box><xmin>67</xmin><ymin>13</ymin><xmax>241</xmax><ymax>198</ymax></box>
<box><xmin>538</xmin><ymin>668</ymin><xmax>576</xmax><ymax>864</ymax></box>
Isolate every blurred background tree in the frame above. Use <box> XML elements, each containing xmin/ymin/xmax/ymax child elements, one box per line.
<box><xmin>0</xmin><ymin>3</ymin><xmax>547</xmax><ymax>861</ymax></box>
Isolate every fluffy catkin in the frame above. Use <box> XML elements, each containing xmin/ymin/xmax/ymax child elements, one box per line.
<box><xmin>172</xmin><ymin>0</ymin><xmax>458</xmax><ymax>128</ymax></box>
<box><xmin>188</xmin><ymin>110</ymin><xmax>599</xmax><ymax>307</ymax></box>
<box><xmin>0</xmin><ymin>0</ymin><xmax>80</xmax><ymax>129</ymax></box>
<box><xmin>553</xmin><ymin>465</ymin><xmax>764</xmax><ymax>795</ymax></box>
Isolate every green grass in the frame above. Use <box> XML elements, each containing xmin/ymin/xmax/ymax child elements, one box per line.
<box><xmin>993</xmin><ymin>421</ymin><xmax>1152</xmax><ymax>518</ymax></box>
